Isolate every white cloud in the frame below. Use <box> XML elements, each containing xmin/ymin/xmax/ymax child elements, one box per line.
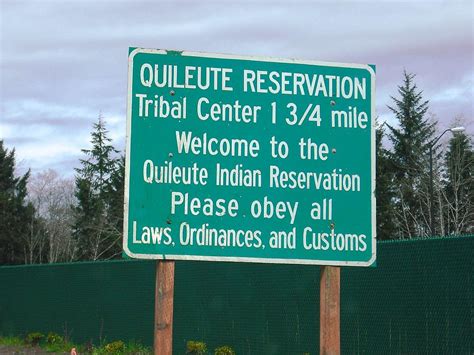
<box><xmin>1</xmin><ymin>0</ymin><xmax>473</xmax><ymax>175</ymax></box>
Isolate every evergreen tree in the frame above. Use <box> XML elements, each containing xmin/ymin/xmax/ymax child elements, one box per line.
<box><xmin>387</xmin><ymin>71</ymin><xmax>437</xmax><ymax>237</ymax></box>
<box><xmin>106</xmin><ymin>155</ymin><xmax>125</xmax><ymax>240</ymax></box>
<box><xmin>73</xmin><ymin>116</ymin><xmax>122</xmax><ymax>260</ymax></box>
<box><xmin>0</xmin><ymin>140</ymin><xmax>36</xmax><ymax>264</ymax></box>
<box><xmin>443</xmin><ymin>132</ymin><xmax>474</xmax><ymax>235</ymax></box>
<box><xmin>375</xmin><ymin>124</ymin><xmax>397</xmax><ymax>240</ymax></box>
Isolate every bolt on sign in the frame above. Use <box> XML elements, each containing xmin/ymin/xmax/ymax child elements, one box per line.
<box><xmin>123</xmin><ymin>48</ymin><xmax>376</xmax><ymax>266</ymax></box>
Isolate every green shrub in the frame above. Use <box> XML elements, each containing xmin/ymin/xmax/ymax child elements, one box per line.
<box><xmin>93</xmin><ymin>340</ymin><xmax>151</xmax><ymax>355</ymax></box>
<box><xmin>104</xmin><ymin>340</ymin><xmax>125</xmax><ymax>353</ymax></box>
<box><xmin>186</xmin><ymin>340</ymin><xmax>207</xmax><ymax>354</ymax></box>
<box><xmin>214</xmin><ymin>345</ymin><xmax>236</xmax><ymax>355</ymax></box>
<box><xmin>25</xmin><ymin>332</ymin><xmax>45</xmax><ymax>346</ymax></box>
<box><xmin>46</xmin><ymin>332</ymin><xmax>63</xmax><ymax>345</ymax></box>
<box><xmin>124</xmin><ymin>340</ymin><xmax>152</xmax><ymax>354</ymax></box>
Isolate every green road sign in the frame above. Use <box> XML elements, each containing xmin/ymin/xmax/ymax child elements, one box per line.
<box><xmin>123</xmin><ymin>48</ymin><xmax>376</xmax><ymax>266</ymax></box>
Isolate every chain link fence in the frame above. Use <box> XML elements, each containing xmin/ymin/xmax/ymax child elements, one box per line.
<box><xmin>0</xmin><ymin>236</ymin><xmax>472</xmax><ymax>354</ymax></box>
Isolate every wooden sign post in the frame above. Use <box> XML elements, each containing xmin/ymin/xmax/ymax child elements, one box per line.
<box><xmin>320</xmin><ymin>265</ymin><xmax>340</xmax><ymax>355</ymax></box>
<box><xmin>154</xmin><ymin>260</ymin><xmax>175</xmax><ymax>355</ymax></box>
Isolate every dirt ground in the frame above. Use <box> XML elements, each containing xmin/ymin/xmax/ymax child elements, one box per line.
<box><xmin>0</xmin><ymin>345</ymin><xmax>68</xmax><ymax>355</ymax></box>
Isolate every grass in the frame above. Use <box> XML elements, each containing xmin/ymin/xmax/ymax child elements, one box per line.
<box><xmin>44</xmin><ymin>340</ymin><xmax>82</xmax><ymax>353</ymax></box>
<box><xmin>91</xmin><ymin>340</ymin><xmax>152</xmax><ymax>355</ymax></box>
<box><xmin>0</xmin><ymin>335</ymin><xmax>24</xmax><ymax>346</ymax></box>
<box><xmin>0</xmin><ymin>334</ymin><xmax>152</xmax><ymax>354</ymax></box>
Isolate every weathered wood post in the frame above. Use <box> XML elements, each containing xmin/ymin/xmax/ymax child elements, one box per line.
<box><xmin>320</xmin><ymin>265</ymin><xmax>340</xmax><ymax>355</ymax></box>
<box><xmin>154</xmin><ymin>260</ymin><xmax>175</xmax><ymax>355</ymax></box>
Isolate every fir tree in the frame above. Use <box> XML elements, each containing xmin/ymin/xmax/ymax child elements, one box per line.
<box><xmin>375</xmin><ymin>124</ymin><xmax>397</xmax><ymax>240</ymax></box>
<box><xmin>0</xmin><ymin>140</ymin><xmax>36</xmax><ymax>264</ymax></box>
<box><xmin>387</xmin><ymin>71</ymin><xmax>437</xmax><ymax>237</ymax></box>
<box><xmin>106</xmin><ymin>155</ymin><xmax>125</xmax><ymax>240</ymax></box>
<box><xmin>443</xmin><ymin>131</ymin><xmax>474</xmax><ymax>235</ymax></box>
<box><xmin>73</xmin><ymin>115</ymin><xmax>122</xmax><ymax>260</ymax></box>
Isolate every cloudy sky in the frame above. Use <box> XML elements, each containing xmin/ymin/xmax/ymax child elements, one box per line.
<box><xmin>1</xmin><ymin>0</ymin><xmax>473</xmax><ymax>176</ymax></box>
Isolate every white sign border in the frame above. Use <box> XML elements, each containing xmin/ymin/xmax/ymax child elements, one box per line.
<box><xmin>123</xmin><ymin>48</ymin><xmax>376</xmax><ymax>267</ymax></box>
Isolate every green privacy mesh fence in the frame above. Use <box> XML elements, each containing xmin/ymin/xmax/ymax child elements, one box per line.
<box><xmin>0</xmin><ymin>236</ymin><xmax>472</xmax><ymax>354</ymax></box>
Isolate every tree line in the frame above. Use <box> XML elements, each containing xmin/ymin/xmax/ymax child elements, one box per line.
<box><xmin>0</xmin><ymin>72</ymin><xmax>473</xmax><ymax>265</ymax></box>
<box><xmin>1</xmin><ymin>116</ymin><xmax>124</xmax><ymax>264</ymax></box>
